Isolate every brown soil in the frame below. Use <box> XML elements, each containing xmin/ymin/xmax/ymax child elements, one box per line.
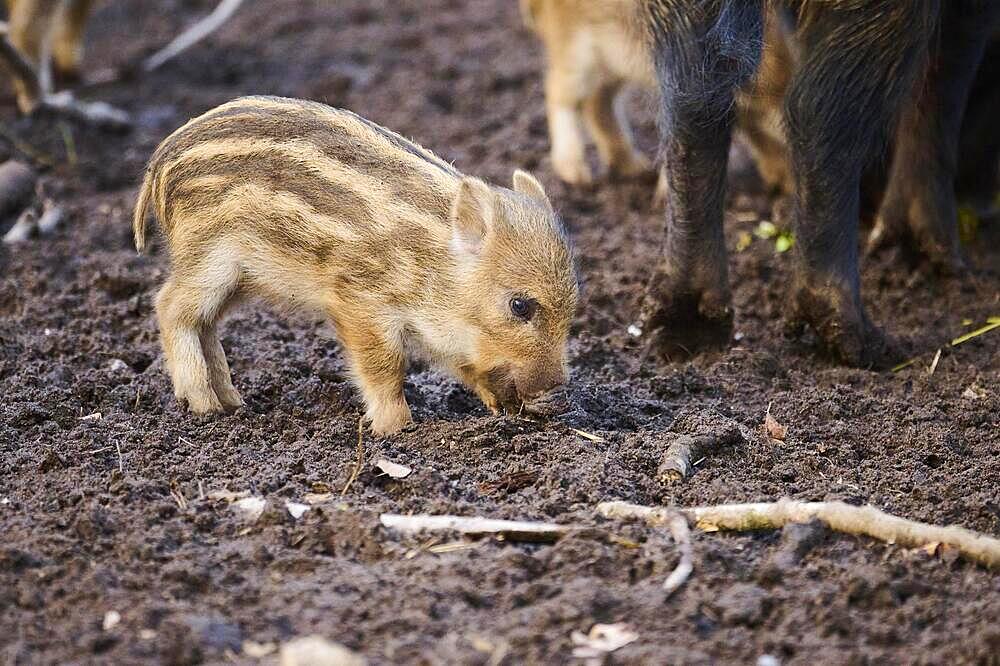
<box><xmin>1</xmin><ymin>1</ymin><xmax>998</xmax><ymax>664</ymax></box>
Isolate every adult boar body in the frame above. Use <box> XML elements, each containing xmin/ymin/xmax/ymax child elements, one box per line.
<box><xmin>639</xmin><ymin>0</ymin><xmax>998</xmax><ymax>366</ymax></box>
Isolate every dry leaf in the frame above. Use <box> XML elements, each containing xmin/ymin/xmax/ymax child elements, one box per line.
<box><xmin>962</xmin><ymin>385</ymin><xmax>985</xmax><ymax>400</ymax></box>
<box><xmin>279</xmin><ymin>635</ymin><xmax>366</xmax><ymax>666</ymax></box>
<box><xmin>285</xmin><ymin>501</ymin><xmax>310</xmax><ymax>519</ymax></box>
<box><xmin>571</xmin><ymin>623</ymin><xmax>638</xmax><ymax>660</ymax></box>
<box><xmin>231</xmin><ymin>496</ymin><xmax>267</xmax><ymax>522</ymax></box>
<box><xmin>303</xmin><ymin>492</ymin><xmax>334</xmax><ymax>504</ymax></box>
<box><xmin>921</xmin><ymin>541</ymin><xmax>941</xmax><ymax>556</ymax></box>
<box><xmin>736</xmin><ymin>231</ymin><xmax>753</xmax><ymax>252</ymax></box>
<box><xmin>102</xmin><ymin>610</ymin><xmax>121</xmax><ymax>631</ymax></box>
<box><xmin>243</xmin><ymin>640</ymin><xmax>277</xmax><ymax>658</ymax></box>
<box><xmin>607</xmin><ymin>534</ymin><xmax>641</xmax><ymax>549</ymax></box>
<box><xmin>375</xmin><ymin>457</ymin><xmax>412</xmax><ymax>479</ymax></box>
<box><xmin>764</xmin><ymin>408</ymin><xmax>787</xmax><ymax>441</ymax></box>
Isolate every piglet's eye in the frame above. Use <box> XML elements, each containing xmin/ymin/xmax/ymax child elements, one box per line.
<box><xmin>509</xmin><ymin>296</ymin><xmax>536</xmax><ymax>321</ymax></box>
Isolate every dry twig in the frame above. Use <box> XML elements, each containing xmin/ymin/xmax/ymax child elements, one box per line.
<box><xmin>379</xmin><ymin>513</ymin><xmax>570</xmax><ymax>542</ymax></box>
<box><xmin>143</xmin><ymin>0</ymin><xmax>245</xmax><ymax>72</ymax></box>
<box><xmin>340</xmin><ymin>417</ymin><xmax>365</xmax><ymax>496</ymax></box>
<box><xmin>598</xmin><ymin>499</ymin><xmax>1000</xmax><ymax>569</ymax></box>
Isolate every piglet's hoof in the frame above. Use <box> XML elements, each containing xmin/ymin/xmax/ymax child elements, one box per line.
<box><xmin>638</xmin><ymin>287</ymin><xmax>733</xmax><ymax>360</ymax></box>
<box><xmin>789</xmin><ymin>283</ymin><xmax>904</xmax><ymax>369</ymax></box>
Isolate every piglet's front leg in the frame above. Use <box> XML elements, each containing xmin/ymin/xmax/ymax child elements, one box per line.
<box><xmin>458</xmin><ymin>366</ymin><xmax>522</xmax><ymax>416</ymax></box>
<box><xmin>337</xmin><ymin>320</ymin><xmax>412</xmax><ymax>435</ymax></box>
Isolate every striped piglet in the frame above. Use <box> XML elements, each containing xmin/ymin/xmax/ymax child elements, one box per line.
<box><xmin>133</xmin><ymin>96</ymin><xmax>578</xmax><ymax>434</ymax></box>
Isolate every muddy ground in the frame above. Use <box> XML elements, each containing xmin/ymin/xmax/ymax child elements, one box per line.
<box><xmin>1</xmin><ymin>1</ymin><xmax>999</xmax><ymax>664</ymax></box>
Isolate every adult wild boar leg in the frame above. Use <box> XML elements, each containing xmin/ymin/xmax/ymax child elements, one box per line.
<box><xmin>869</xmin><ymin>2</ymin><xmax>1000</xmax><ymax>270</ymax></box>
<box><xmin>784</xmin><ymin>1</ymin><xmax>934</xmax><ymax>366</ymax></box>
<box><xmin>640</xmin><ymin>0</ymin><xmax>765</xmax><ymax>357</ymax></box>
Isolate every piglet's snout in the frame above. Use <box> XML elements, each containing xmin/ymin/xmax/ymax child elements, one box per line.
<box><xmin>516</xmin><ymin>362</ymin><xmax>568</xmax><ymax>403</ymax></box>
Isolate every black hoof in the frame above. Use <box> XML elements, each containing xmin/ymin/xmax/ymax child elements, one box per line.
<box><xmin>638</xmin><ymin>289</ymin><xmax>733</xmax><ymax>361</ymax></box>
<box><xmin>790</xmin><ymin>283</ymin><xmax>904</xmax><ymax>369</ymax></box>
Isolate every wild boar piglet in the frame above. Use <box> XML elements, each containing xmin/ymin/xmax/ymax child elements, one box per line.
<box><xmin>133</xmin><ymin>96</ymin><xmax>579</xmax><ymax>434</ymax></box>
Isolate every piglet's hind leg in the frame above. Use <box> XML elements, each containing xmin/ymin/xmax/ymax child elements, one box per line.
<box><xmin>156</xmin><ymin>280</ymin><xmax>224</xmax><ymax>414</ymax></box>
<box><xmin>201</xmin><ymin>323</ymin><xmax>243</xmax><ymax>411</ymax></box>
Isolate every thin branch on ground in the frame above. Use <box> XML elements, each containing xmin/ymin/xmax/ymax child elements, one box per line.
<box><xmin>143</xmin><ymin>0</ymin><xmax>245</xmax><ymax>72</ymax></box>
<box><xmin>379</xmin><ymin>513</ymin><xmax>571</xmax><ymax>542</ymax></box>
<box><xmin>598</xmin><ymin>499</ymin><xmax>1000</xmax><ymax>569</ymax></box>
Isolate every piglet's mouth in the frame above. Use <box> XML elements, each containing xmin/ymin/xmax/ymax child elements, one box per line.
<box><xmin>481</xmin><ymin>367</ymin><xmax>569</xmax><ymax>417</ymax></box>
<box><xmin>518</xmin><ymin>387</ymin><xmax>570</xmax><ymax>418</ymax></box>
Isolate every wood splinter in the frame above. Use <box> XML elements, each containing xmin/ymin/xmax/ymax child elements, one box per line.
<box><xmin>656</xmin><ymin>412</ymin><xmax>745</xmax><ymax>482</ymax></box>
<box><xmin>598</xmin><ymin>499</ymin><xmax>1000</xmax><ymax>570</ymax></box>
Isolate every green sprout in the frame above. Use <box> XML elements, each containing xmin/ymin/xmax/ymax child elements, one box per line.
<box><xmin>754</xmin><ymin>221</ymin><xmax>795</xmax><ymax>253</ymax></box>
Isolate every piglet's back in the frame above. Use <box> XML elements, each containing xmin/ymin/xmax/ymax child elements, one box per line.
<box><xmin>135</xmin><ymin>96</ymin><xmax>462</xmax><ymax>254</ymax></box>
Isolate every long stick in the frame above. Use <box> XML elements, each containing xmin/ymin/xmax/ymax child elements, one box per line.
<box><xmin>143</xmin><ymin>0</ymin><xmax>245</xmax><ymax>72</ymax></box>
<box><xmin>598</xmin><ymin>499</ymin><xmax>1000</xmax><ymax>569</ymax></box>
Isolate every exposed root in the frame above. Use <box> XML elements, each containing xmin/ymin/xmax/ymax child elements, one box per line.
<box><xmin>598</xmin><ymin>499</ymin><xmax>1000</xmax><ymax>569</ymax></box>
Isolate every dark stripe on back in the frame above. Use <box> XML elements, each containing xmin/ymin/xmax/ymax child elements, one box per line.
<box><xmin>155</xmin><ymin>99</ymin><xmax>454</xmax><ymax>220</ymax></box>
<box><xmin>162</xmin><ymin>150</ymin><xmax>374</xmax><ymax>231</ymax></box>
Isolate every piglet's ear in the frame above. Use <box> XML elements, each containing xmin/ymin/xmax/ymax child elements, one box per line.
<box><xmin>451</xmin><ymin>177</ymin><xmax>494</xmax><ymax>256</ymax></box>
<box><xmin>512</xmin><ymin>169</ymin><xmax>552</xmax><ymax>212</ymax></box>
